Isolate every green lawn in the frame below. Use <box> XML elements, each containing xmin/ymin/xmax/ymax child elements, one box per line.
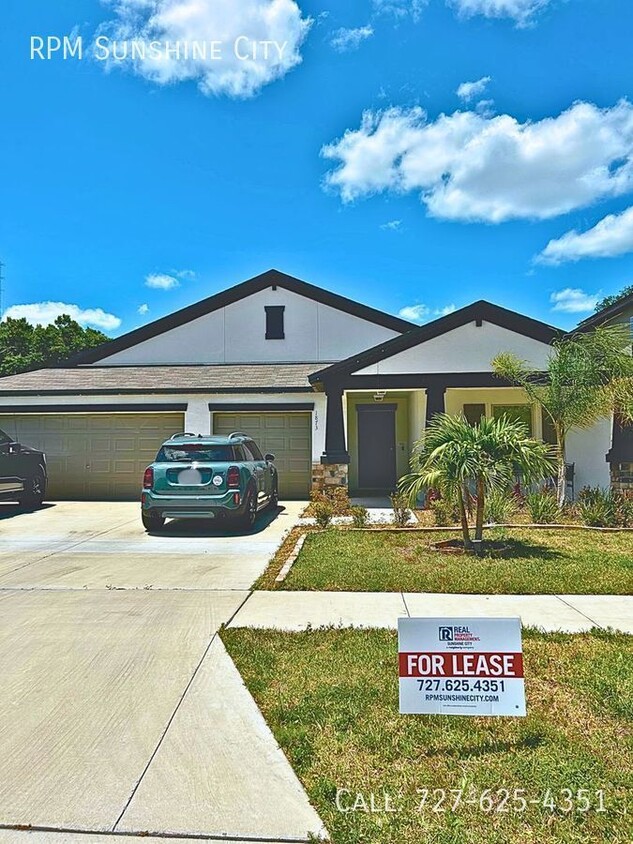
<box><xmin>264</xmin><ymin>528</ymin><xmax>633</xmax><ymax>594</ymax></box>
<box><xmin>223</xmin><ymin>627</ymin><xmax>633</xmax><ymax>844</ymax></box>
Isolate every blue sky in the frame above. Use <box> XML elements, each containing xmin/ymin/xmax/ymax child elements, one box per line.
<box><xmin>2</xmin><ymin>0</ymin><xmax>633</xmax><ymax>336</ymax></box>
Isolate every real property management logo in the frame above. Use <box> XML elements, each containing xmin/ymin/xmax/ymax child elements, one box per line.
<box><xmin>30</xmin><ymin>35</ymin><xmax>289</xmax><ymax>63</ymax></box>
<box><xmin>439</xmin><ymin>625</ymin><xmax>481</xmax><ymax>649</ymax></box>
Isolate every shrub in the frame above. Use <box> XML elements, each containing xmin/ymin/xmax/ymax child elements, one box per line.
<box><xmin>430</xmin><ymin>498</ymin><xmax>459</xmax><ymax>527</ymax></box>
<box><xmin>576</xmin><ymin>486</ymin><xmax>633</xmax><ymax>528</ymax></box>
<box><xmin>310</xmin><ymin>485</ymin><xmax>351</xmax><ymax>516</ymax></box>
<box><xmin>577</xmin><ymin>486</ymin><xmax>612</xmax><ymax>527</ymax></box>
<box><xmin>313</xmin><ymin>501</ymin><xmax>334</xmax><ymax>529</ymax></box>
<box><xmin>484</xmin><ymin>487</ymin><xmax>517</xmax><ymax>524</ymax></box>
<box><xmin>617</xmin><ymin>493</ymin><xmax>633</xmax><ymax>528</ymax></box>
<box><xmin>390</xmin><ymin>492</ymin><xmax>411</xmax><ymax>527</ymax></box>
<box><xmin>525</xmin><ymin>489</ymin><xmax>560</xmax><ymax>524</ymax></box>
<box><xmin>350</xmin><ymin>505</ymin><xmax>369</xmax><ymax>528</ymax></box>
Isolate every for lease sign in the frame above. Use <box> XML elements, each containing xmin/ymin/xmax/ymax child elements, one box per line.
<box><xmin>398</xmin><ymin>617</ymin><xmax>526</xmax><ymax>717</ymax></box>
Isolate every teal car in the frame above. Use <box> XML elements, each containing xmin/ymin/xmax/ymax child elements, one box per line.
<box><xmin>141</xmin><ymin>432</ymin><xmax>278</xmax><ymax>531</ymax></box>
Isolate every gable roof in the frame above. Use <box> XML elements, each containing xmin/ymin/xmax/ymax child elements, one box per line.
<box><xmin>309</xmin><ymin>300</ymin><xmax>563</xmax><ymax>385</ymax></box>
<box><xmin>576</xmin><ymin>291</ymin><xmax>633</xmax><ymax>330</ymax></box>
<box><xmin>67</xmin><ymin>269</ymin><xmax>416</xmax><ymax>366</ymax></box>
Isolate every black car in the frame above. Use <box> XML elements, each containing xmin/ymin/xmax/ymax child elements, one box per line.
<box><xmin>0</xmin><ymin>427</ymin><xmax>47</xmax><ymax>507</ymax></box>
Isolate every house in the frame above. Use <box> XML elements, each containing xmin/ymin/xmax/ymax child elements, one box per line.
<box><xmin>0</xmin><ymin>269</ymin><xmax>623</xmax><ymax>500</ymax></box>
<box><xmin>576</xmin><ymin>289</ymin><xmax>633</xmax><ymax>494</ymax></box>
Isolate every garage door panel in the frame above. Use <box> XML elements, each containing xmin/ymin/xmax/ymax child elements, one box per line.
<box><xmin>213</xmin><ymin>411</ymin><xmax>311</xmax><ymax>499</ymax></box>
<box><xmin>0</xmin><ymin>413</ymin><xmax>183</xmax><ymax>501</ymax></box>
<box><xmin>113</xmin><ymin>460</ymin><xmax>137</xmax><ymax>474</ymax></box>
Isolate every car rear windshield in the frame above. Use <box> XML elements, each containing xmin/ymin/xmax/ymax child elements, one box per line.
<box><xmin>157</xmin><ymin>444</ymin><xmax>235</xmax><ymax>462</ymax></box>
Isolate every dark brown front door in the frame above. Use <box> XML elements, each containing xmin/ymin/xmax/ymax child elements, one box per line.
<box><xmin>357</xmin><ymin>404</ymin><xmax>397</xmax><ymax>491</ymax></box>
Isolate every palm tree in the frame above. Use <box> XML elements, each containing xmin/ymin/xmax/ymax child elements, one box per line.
<box><xmin>493</xmin><ymin>325</ymin><xmax>633</xmax><ymax>508</ymax></box>
<box><xmin>399</xmin><ymin>413</ymin><xmax>555</xmax><ymax>548</ymax></box>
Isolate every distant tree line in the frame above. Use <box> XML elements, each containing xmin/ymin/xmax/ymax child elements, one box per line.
<box><xmin>0</xmin><ymin>315</ymin><xmax>109</xmax><ymax>377</ymax></box>
<box><xmin>596</xmin><ymin>284</ymin><xmax>633</xmax><ymax>313</ymax></box>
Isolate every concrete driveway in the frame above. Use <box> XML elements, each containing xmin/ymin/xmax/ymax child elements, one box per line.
<box><xmin>0</xmin><ymin>501</ymin><xmax>302</xmax><ymax>590</ymax></box>
<box><xmin>0</xmin><ymin>501</ymin><xmax>325</xmax><ymax>843</ymax></box>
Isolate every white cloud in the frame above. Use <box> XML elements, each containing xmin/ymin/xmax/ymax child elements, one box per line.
<box><xmin>381</xmin><ymin>219</ymin><xmax>402</xmax><ymax>230</ymax></box>
<box><xmin>372</xmin><ymin>0</ymin><xmax>427</xmax><ymax>21</ymax></box>
<box><xmin>448</xmin><ymin>0</ymin><xmax>551</xmax><ymax>27</ymax></box>
<box><xmin>474</xmin><ymin>98</ymin><xmax>495</xmax><ymax>117</ymax></box>
<box><xmin>3</xmin><ymin>302</ymin><xmax>121</xmax><ymax>331</ymax></box>
<box><xmin>456</xmin><ymin>76</ymin><xmax>491</xmax><ymax>102</ymax></box>
<box><xmin>98</xmin><ymin>0</ymin><xmax>312</xmax><ymax>99</ymax></box>
<box><xmin>173</xmin><ymin>268</ymin><xmax>196</xmax><ymax>280</ymax></box>
<box><xmin>138</xmin><ymin>303</ymin><xmax>150</xmax><ymax>315</ymax></box>
<box><xmin>322</xmin><ymin>100</ymin><xmax>633</xmax><ymax>223</ymax></box>
<box><xmin>398</xmin><ymin>303</ymin><xmax>430</xmax><ymax>322</ymax></box>
<box><xmin>145</xmin><ymin>273</ymin><xmax>180</xmax><ymax>290</ymax></box>
<box><xmin>435</xmin><ymin>303</ymin><xmax>456</xmax><ymax>316</ymax></box>
<box><xmin>537</xmin><ymin>206</ymin><xmax>633</xmax><ymax>265</ymax></box>
<box><xmin>550</xmin><ymin>288</ymin><xmax>599</xmax><ymax>314</ymax></box>
<box><xmin>330</xmin><ymin>25</ymin><xmax>373</xmax><ymax>52</ymax></box>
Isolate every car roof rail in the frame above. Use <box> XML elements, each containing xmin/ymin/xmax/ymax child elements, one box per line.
<box><xmin>168</xmin><ymin>432</ymin><xmax>198</xmax><ymax>439</ymax></box>
<box><xmin>228</xmin><ymin>431</ymin><xmax>249</xmax><ymax>439</ymax></box>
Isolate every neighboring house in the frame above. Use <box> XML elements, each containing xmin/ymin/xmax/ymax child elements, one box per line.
<box><xmin>0</xmin><ymin>269</ymin><xmax>623</xmax><ymax>500</ymax></box>
<box><xmin>577</xmin><ymin>290</ymin><xmax>633</xmax><ymax>494</ymax></box>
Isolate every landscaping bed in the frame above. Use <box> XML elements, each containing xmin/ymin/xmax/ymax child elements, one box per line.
<box><xmin>257</xmin><ymin>528</ymin><xmax>633</xmax><ymax>594</ymax></box>
<box><xmin>222</xmin><ymin>627</ymin><xmax>633</xmax><ymax>844</ymax></box>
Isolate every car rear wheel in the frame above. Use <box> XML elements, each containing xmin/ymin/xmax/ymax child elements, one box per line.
<box><xmin>142</xmin><ymin>511</ymin><xmax>165</xmax><ymax>532</ymax></box>
<box><xmin>237</xmin><ymin>487</ymin><xmax>257</xmax><ymax>530</ymax></box>
<box><xmin>18</xmin><ymin>471</ymin><xmax>46</xmax><ymax>508</ymax></box>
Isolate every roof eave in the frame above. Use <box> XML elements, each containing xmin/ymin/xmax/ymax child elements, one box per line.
<box><xmin>576</xmin><ymin>295</ymin><xmax>633</xmax><ymax>331</ymax></box>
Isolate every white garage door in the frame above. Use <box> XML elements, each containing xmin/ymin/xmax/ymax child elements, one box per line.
<box><xmin>213</xmin><ymin>411</ymin><xmax>312</xmax><ymax>499</ymax></box>
<box><xmin>0</xmin><ymin>412</ymin><xmax>184</xmax><ymax>500</ymax></box>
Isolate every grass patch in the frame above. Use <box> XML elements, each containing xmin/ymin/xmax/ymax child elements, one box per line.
<box><xmin>267</xmin><ymin>528</ymin><xmax>633</xmax><ymax>594</ymax></box>
<box><xmin>222</xmin><ymin>627</ymin><xmax>633</xmax><ymax>844</ymax></box>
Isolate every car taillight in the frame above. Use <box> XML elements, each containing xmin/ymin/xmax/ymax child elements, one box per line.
<box><xmin>227</xmin><ymin>466</ymin><xmax>240</xmax><ymax>488</ymax></box>
<box><xmin>143</xmin><ymin>467</ymin><xmax>154</xmax><ymax>489</ymax></box>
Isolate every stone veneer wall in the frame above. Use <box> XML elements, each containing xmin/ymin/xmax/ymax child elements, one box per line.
<box><xmin>610</xmin><ymin>462</ymin><xmax>633</xmax><ymax>493</ymax></box>
<box><xmin>311</xmin><ymin>462</ymin><xmax>349</xmax><ymax>492</ymax></box>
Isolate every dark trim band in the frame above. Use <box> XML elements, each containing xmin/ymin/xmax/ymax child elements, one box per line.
<box><xmin>316</xmin><ymin>373</ymin><xmax>519</xmax><ymax>391</ymax></box>
<box><xmin>209</xmin><ymin>402</ymin><xmax>315</xmax><ymax>412</ymax></box>
<box><xmin>0</xmin><ymin>387</ymin><xmax>311</xmax><ymax>396</ymax></box>
<box><xmin>0</xmin><ymin>404</ymin><xmax>187</xmax><ymax>414</ymax></box>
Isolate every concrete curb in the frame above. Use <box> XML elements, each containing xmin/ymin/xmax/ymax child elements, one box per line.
<box><xmin>275</xmin><ymin>533</ymin><xmax>308</xmax><ymax>583</ymax></box>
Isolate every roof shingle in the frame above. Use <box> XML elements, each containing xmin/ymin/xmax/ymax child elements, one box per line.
<box><xmin>0</xmin><ymin>364</ymin><xmax>318</xmax><ymax>395</ymax></box>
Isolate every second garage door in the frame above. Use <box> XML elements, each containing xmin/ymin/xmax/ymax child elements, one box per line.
<box><xmin>213</xmin><ymin>411</ymin><xmax>311</xmax><ymax>499</ymax></box>
<box><xmin>0</xmin><ymin>412</ymin><xmax>184</xmax><ymax>500</ymax></box>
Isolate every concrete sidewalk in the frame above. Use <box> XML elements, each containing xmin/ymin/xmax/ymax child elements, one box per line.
<box><xmin>229</xmin><ymin>590</ymin><xmax>633</xmax><ymax>633</ymax></box>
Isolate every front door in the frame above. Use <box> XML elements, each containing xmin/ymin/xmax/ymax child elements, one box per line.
<box><xmin>357</xmin><ymin>404</ymin><xmax>397</xmax><ymax>491</ymax></box>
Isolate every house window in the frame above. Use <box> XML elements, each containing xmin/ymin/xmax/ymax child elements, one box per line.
<box><xmin>492</xmin><ymin>404</ymin><xmax>533</xmax><ymax>436</ymax></box>
<box><xmin>463</xmin><ymin>403</ymin><xmax>485</xmax><ymax>426</ymax></box>
<box><xmin>265</xmin><ymin>306</ymin><xmax>285</xmax><ymax>339</ymax></box>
